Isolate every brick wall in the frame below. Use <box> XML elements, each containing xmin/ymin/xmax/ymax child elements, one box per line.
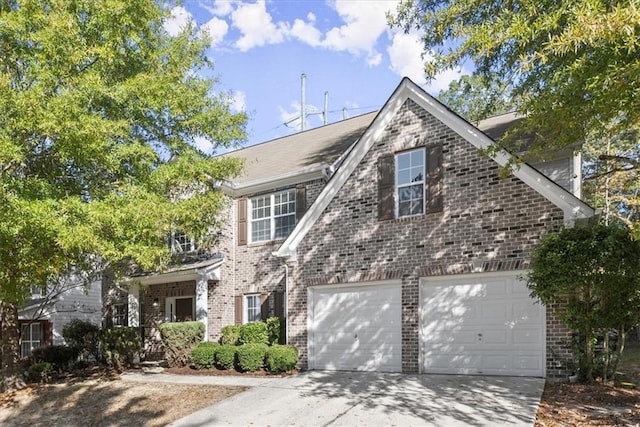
<box><xmin>290</xmin><ymin>98</ymin><xmax>569</xmax><ymax>376</ymax></box>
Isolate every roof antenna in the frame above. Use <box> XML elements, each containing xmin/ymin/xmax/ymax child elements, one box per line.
<box><xmin>301</xmin><ymin>73</ymin><xmax>307</xmax><ymax>131</ymax></box>
<box><xmin>323</xmin><ymin>91</ymin><xmax>329</xmax><ymax>125</ymax></box>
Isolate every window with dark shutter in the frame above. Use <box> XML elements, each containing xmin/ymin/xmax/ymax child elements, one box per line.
<box><xmin>426</xmin><ymin>143</ymin><xmax>443</xmax><ymax>213</ymax></box>
<box><xmin>296</xmin><ymin>185</ymin><xmax>307</xmax><ymax>221</ymax></box>
<box><xmin>237</xmin><ymin>198</ymin><xmax>247</xmax><ymax>246</ymax></box>
<box><xmin>378</xmin><ymin>154</ymin><xmax>395</xmax><ymax>220</ymax></box>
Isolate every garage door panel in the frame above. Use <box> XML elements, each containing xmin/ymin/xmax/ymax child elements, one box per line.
<box><xmin>421</xmin><ymin>273</ymin><xmax>545</xmax><ymax>377</ymax></box>
<box><xmin>310</xmin><ymin>283</ymin><xmax>402</xmax><ymax>372</ymax></box>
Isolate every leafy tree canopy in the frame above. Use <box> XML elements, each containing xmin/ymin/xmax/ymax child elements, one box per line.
<box><xmin>390</xmin><ymin>0</ymin><xmax>640</xmax><ymax>153</ymax></box>
<box><xmin>0</xmin><ymin>0</ymin><xmax>246</xmax><ymax>390</ymax></box>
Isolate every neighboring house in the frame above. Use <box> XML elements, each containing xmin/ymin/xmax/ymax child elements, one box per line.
<box><xmin>17</xmin><ymin>281</ymin><xmax>102</xmax><ymax>357</ymax></box>
<box><xmin>115</xmin><ymin>77</ymin><xmax>594</xmax><ymax>377</ymax></box>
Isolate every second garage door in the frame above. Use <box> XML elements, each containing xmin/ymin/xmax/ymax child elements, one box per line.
<box><xmin>420</xmin><ymin>272</ymin><xmax>545</xmax><ymax>377</ymax></box>
<box><xmin>308</xmin><ymin>281</ymin><xmax>402</xmax><ymax>372</ymax></box>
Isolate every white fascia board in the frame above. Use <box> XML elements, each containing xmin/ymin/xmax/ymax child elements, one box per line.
<box><xmin>128</xmin><ymin>259</ymin><xmax>224</xmax><ymax>286</ymax></box>
<box><xmin>219</xmin><ymin>165</ymin><xmax>327</xmax><ymax>197</ymax></box>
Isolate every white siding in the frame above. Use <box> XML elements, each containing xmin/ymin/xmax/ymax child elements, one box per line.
<box><xmin>50</xmin><ymin>280</ymin><xmax>102</xmax><ymax>345</ymax></box>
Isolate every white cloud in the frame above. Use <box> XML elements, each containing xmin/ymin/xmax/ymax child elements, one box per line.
<box><xmin>322</xmin><ymin>0</ymin><xmax>399</xmax><ymax>62</ymax></box>
<box><xmin>387</xmin><ymin>31</ymin><xmax>466</xmax><ymax>94</ymax></box>
<box><xmin>201</xmin><ymin>17</ymin><xmax>229</xmax><ymax>46</ymax></box>
<box><xmin>200</xmin><ymin>0</ymin><xmax>237</xmax><ymax>17</ymax></box>
<box><xmin>232</xmin><ymin>0</ymin><xmax>290</xmax><ymax>51</ymax></box>
<box><xmin>193</xmin><ymin>136</ymin><xmax>214</xmax><ymax>154</ymax></box>
<box><xmin>387</xmin><ymin>32</ymin><xmax>427</xmax><ymax>84</ymax></box>
<box><xmin>164</xmin><ymin>6</ymin><xmax>192</xmax><ymax>37</ymax></box>
<box><xmin>230</xmin><ymin>90</ymin><xmax>246</xmax><ymax>112</ymax></box>
<box><xmin>291</xmin><ymin>18</ymin><xmax>322</xmax><ymax>47</ymax></box>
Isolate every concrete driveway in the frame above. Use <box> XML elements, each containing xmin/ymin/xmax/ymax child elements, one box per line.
<box><xmin>146</xmin><ymin>371</ymin><xmax>544</xmax><ymax>426</ymax></box>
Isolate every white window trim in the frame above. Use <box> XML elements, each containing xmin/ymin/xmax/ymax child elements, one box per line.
<box><xmin>21</xmin><ymin>322</ymin><xmax>43</xmax><ymax>357</ymax></box>
<box><xmin>169</xmin><ymin>231</ymin><xmax>197</xmax><ymax>254</ymax></box>
<box><xmin>165</xmin><ymin>296</ymin><xmax>196</xmax><ymax>322</ymax></box>
<box><xmin>243</xmin><ymin>294</ymin><xmax>262</xmax><ymax>324</ymax></box>
<box><xmin>249</xmin><ymin>189</ymin><xmax>296</xmax><ymax>243</ymax></box>
<box><xmin>112</xmin><ymin>302</ymin><xmax>127</xmax><ymax>327</ymax></box>
<box><xmin>395</xmin><ymin>148</ymin><xmax>426</xmax><ymax>219</ymax></box>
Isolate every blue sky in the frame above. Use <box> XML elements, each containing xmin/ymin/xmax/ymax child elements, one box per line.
<box><xmin>164</xmin><ymin>0</ymin><xmax>469</xmax><ymax>152</ymax></box>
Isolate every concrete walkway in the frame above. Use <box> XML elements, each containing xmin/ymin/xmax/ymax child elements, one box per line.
<box><xmin>122</xmin><ymin>371</ymin><xmax>544</xmax><ymax>426</ymax></box>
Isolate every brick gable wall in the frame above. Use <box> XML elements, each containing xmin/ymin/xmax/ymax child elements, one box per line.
<box><xmin>288</xmin><ymin>99</ymin><xmax>572</xmax><ymax>377</ymax></box>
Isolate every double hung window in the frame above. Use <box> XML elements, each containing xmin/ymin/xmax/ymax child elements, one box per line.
<box><xmin>250</xmin><ymin>189</ymin><xmax>296</xmax><ymax>242</ymax></box>
<box><xmin>396</xmin><ymin>149</ymin><xmax>425</xmax><ymax>217</ymax></box>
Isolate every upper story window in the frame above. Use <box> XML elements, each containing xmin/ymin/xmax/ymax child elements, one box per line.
<box><xmin>250</xmin><ymin>189</ymin><xmax>296</xmax><ymax>243</ymax></box>
<box><xmin>396</xmin><ymin>148</ymin><xmax>425</xmax><ymax>218</ymax></box>
<box><xmin>169</xmin><ymin>231</ymin><xmax>197</xmax><ymax>253</ymax></box>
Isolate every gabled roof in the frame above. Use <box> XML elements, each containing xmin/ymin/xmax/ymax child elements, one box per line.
<box><xmin>275</xmin><ymin>77</ymin><xmax>595</xmax><ymax>260</ymax></box>
<box><xmin>221</xmin><ymin>112</ymin><xmax>377</xmax><ymax>195</ymax></box>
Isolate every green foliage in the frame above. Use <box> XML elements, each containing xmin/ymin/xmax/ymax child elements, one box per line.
<box><xmin>437</xmin><ymin>74</ymin><xmax>516</xmax><ymax>123</ymax></box>
<box><xmin>62</xmin><ymin>319</ymin><xmax>100</xmax><ymax>361</ymax></box>
<box><xmin>238</xmin><ymin>322</ymin><xmax>268</xmax><ymax>345</ymax></box>
<box><xmin>236</xmin><ymin>344</ymin><xmax>268</xmax><ymax>372</ymax></box>
<box><xmin>25</xmin><ymin>362</ymin><xmax>54</xmax><ymax>383</ymax></box>
<box><xmin>391</xmin><ymin>1</ymin><xmax>640</xmax><ymax>153</ymax></box>
<box><xmin>31</xmin><ymin>345</ymin><xmax>80</xmax><ymax>372</ymax></box>
<box><xmin>220</xmin><ymin>325</ymin><xmax>241</xmax><ymax>346</ymax></box>
<box><xmin>527</xmin><ymin>223</ymin><xmax>640</xmax><ymax>381</ymax></box>
<box><xmin>191</xmin><ymin>342</ymin><xmax>219</xmax><ymax>369</ymax></box>
<box><xmin>158</xmin><ymin>321</ymin><xmax>204</xmax><ymax>367</ymax></box>
<box><xmin>0</xmin><ymin>0</ymin><xmax>246</xmax><ymax>384</ymax></box>
<box><xmin>265</xmin><ymin>345</ymin><xmax>298</xmax><ymax>373</ymax></box>
<box><xmin>214</xmin><ymin>345</ymin><xmax>237</xmax><ymax>370</ymax></box>
<box><xmin>100</xmin><ymin>327</ymin><xmax>142</xmax><ymax>370</ymax></box>
<box><xmin>266</xmin><ymin>317</ymin><xmax>281</xmax><ymax>345</ymax></box>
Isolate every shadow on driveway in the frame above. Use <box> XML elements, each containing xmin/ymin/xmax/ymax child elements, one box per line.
<box><xmin>169</xmin><ymin>371</ymin><xmax>544</xmax><ymax>426</ymax></box>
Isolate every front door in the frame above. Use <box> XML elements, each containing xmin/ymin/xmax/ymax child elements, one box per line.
<box><xmin>175</xmin><ymin>297</ymin><xmax>193</xmax><ymax>322</ymax></box>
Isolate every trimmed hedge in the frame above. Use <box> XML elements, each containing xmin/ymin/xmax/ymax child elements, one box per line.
<box><xmin>220</xmin><ymin>325</ymin><xmax>241</xmax><ymax>346</ymax></box>
<box><xmin>236</xmin><ymin>343</ymin><xmax>268</xmax><ymax>372</ymax></box>
<box><xmin>265</xmin><ymin>345</ymin><xmax>298</xmax><ymax>373</ymax></box>
<box><xmin>25</xmin><ymin>362</ymin><xmax>54</xmax><ymax>383</ymax></box>
<box><xmin>191</xmin><ymin>342</ymin><xmax>219</xmax><ymax>369</ymax></box>
<box><xmin>100</xmin><ymin>327</ymin><xmax>141</xmax><ymax>369</ymax></box>
<box><xmin>215</xmin><ymin>345</ymin><xmax>237</xmax><ymax>370</ymax></box>
<box><xmin>238</xmin><ymin>322</ymin><xmax>268</xmax><ymax>345</ymax></box>
<box><xmin>159</xmin><ymin>321</ymin><xmax>204</xmax><ymax>367</ymax></box>
<box><xmin>31</xmin><ymin>345</ymin><xmax>79</xmax><ymax>371</ymax></box>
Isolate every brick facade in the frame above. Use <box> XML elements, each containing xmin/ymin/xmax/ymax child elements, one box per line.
<box><xmin>289</xmin><ymin>99</ymin><xmax>570</xmax><ymax>377</ymax></box>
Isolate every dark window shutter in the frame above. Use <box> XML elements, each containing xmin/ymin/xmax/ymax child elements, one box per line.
<box><xmin>378</xmin><ymin>154</ymin><xmax>395</xmax><ymax>220</ymax></box>
<box><xmin>43</xmin><ymin>321</ymin><xmax>52</xmax><ymax>347</ymax></box>
<box><xmin>237</xmin><ymin>198</ymin><xmax>247</xmax><ymax>246</ymax></box>
<box><xmin>295</xmin><ymin>185</ymin><xmax>307</xmax><ymax>221</ymax></box>
<box><xmin>234</xmin><ymin>295</ymin><xmax>243</xmax><ymax>324</ymax></box>
<box><xmin>273</xmin><ymin>291</ymin><xmax>285</xmax><ymax>319</ymax></box>
<box><xmin>260</xmin><ymin>293</ymin><xmax>269</xmax><ymax>321</ymax></box>
<box><xmin>426</xmin><ymin>144</ymin><xmax>444</xmax><ymax>213</ymax></box>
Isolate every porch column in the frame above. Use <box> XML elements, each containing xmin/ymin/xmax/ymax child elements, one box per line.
<box><xmin>196</xmin><ymin>278</ymin><xmax>208</xmax><ymax>340</ymax></box>
<box><xmin>127</xmin><ymin>284</ymin><xmax>140</xmax><ymax>327</ymax></box>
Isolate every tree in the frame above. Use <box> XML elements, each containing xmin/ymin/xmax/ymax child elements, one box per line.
<box><xmin>390</xmin><ymin>0</ymin><xmax>640</xmax><ymax>207</ymax></box>
<box><xmin>437</xmin><ymin>74</ymin><xmax>516</xmax><ymax>124</ymax></box>
<box><xmin>526</xmin><ymin>224</ymin><xmax>640</xmax><ymax>382</ymax></box>
<box><xmin>0</xmin><ymin>0</ymin><xmax>246</xmax><ymax>391</ymax></box>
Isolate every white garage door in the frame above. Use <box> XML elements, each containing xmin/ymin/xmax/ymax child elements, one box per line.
<box><xmin>308</xmin><ymin>282</ymin><xmax>402</xmax><ymax>372</ymax></box>
<box><xmin>420</xmin><ymin>272</ymin><xmax>545</xmax><ymax>377</ymax></box>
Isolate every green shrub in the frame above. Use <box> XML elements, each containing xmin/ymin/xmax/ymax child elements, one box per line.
<box><xmin>25</xmin><ymin>362</ymin><xmax>54</xmax><ymax>383</ymax></box>
<box><xmin>220</xmin><ymin>325</ymin><xmax>241</xmax><ymax>346</ymax></box>
<box><xmin>191</xmin><ymin>342</ymin><xmax>219</xmax><ymax>369</ymax></box>
<box><xmin>100</xmin><ymin>327</ymin><xmax>141</xmax><ymax>369</ymax></box>
<box><xmin>265</xmin><ymin>345</ymin><xmax>298</xmax><ymax>373</ymax></box>
<box><xmin>266</xmin><ymin>317</ymin><xmax>281</xmax><ymax>345</ymax></box>
<box><xmin>214</xmin><ymin>345</ymin><xmax>237</xmax><ymax>370</ymax></box>
<box><xmin>236</xmin><ymin>343</ymin><xmax>268</xmax><ymax>372</ymax></box>
<box><xmin>158</xmin><ymin>321</ymin><xmax>205</xmax><ymax>367</ymax></box>
<box><xmin>62</xmin><ymin>319</ymin><xmax>100</xmax><ymax>361</ymax></box>
<box><xmin>31</xmin><ymin>345</ymin><xmax>80</xmax><ymax>371</ymax></box>
<box><xmin>239</xmin><ymin>322</ymin><xmax>268</xmax><ymax>345</ymax></box>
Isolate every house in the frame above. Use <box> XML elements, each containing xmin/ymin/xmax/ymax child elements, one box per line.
<box><xmin>16</xmin><ymin>280</ymin><xmax>102</xmax><ymax>357</ymax></box>
<box><xmin>118</xmin><ymin>77</ymin><xmax>594</xmax><ymax>377</ymax></box>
